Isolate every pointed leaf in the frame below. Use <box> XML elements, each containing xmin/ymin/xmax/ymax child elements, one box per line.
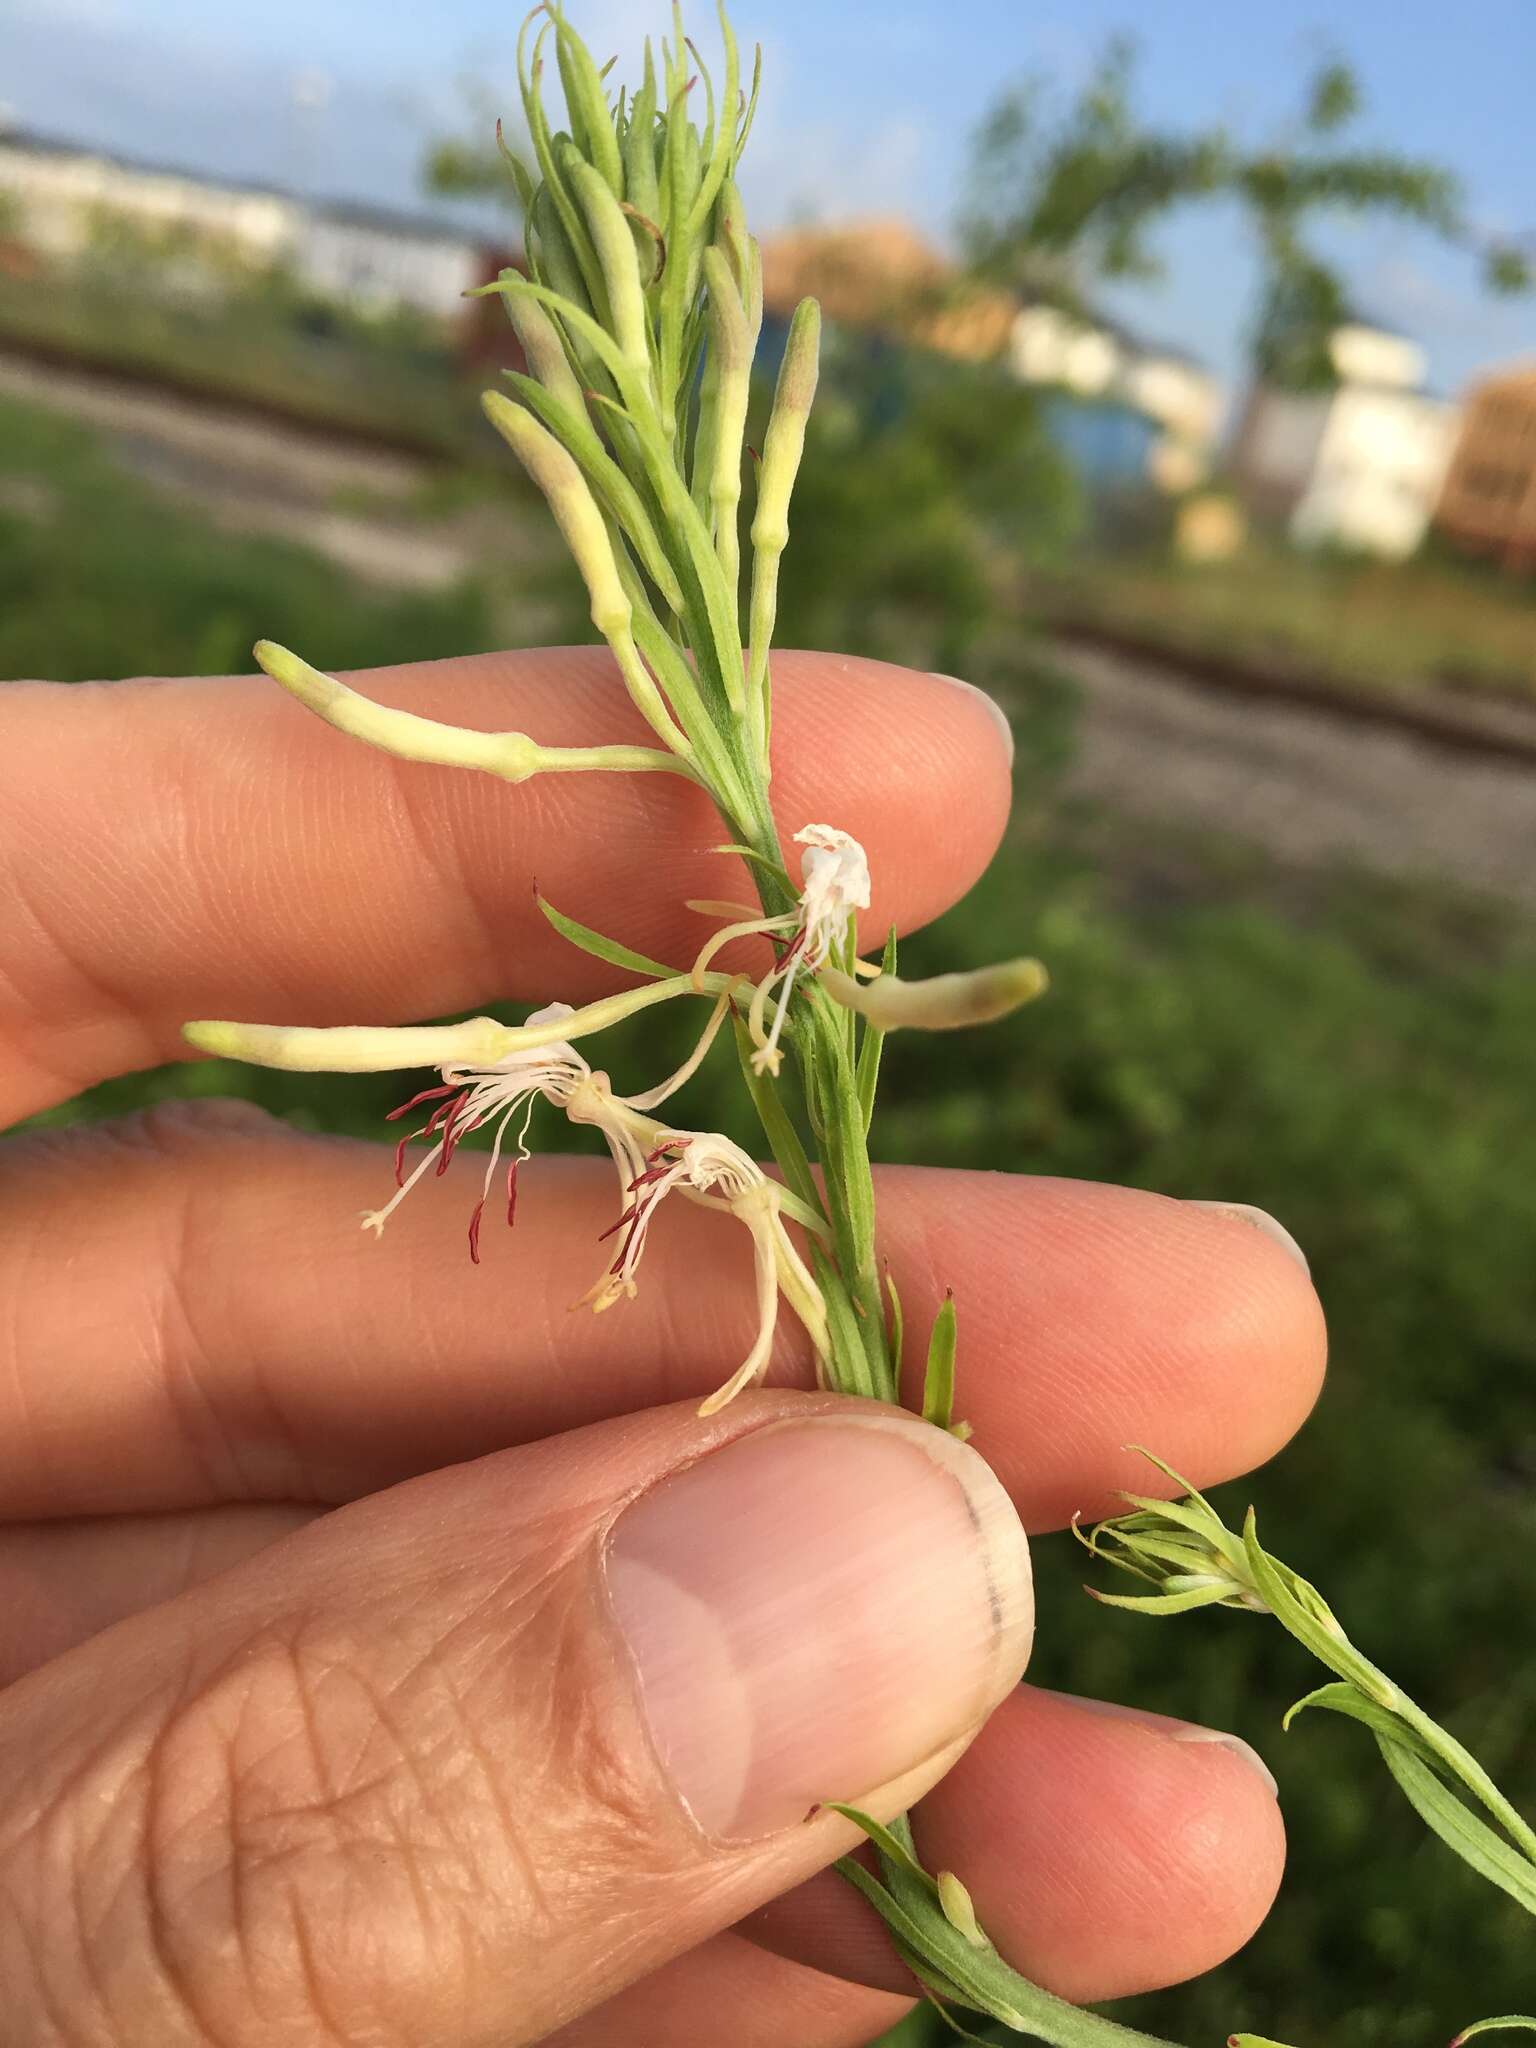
<box><xmin>921</xmin><ymin>1292</ymin><xmax>959</xmax><ymax>1432</ymax></box>
<box><xmin>535</xmin><ymin>894</ymin><xmax>678</xmax><ymax>979</ymax></box>
<box><xmin>1376</xmin><ymin>1734</ymin><xmax>1536</xmax><ymax>1916</ymax></box>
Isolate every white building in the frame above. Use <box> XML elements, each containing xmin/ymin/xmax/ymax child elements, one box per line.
<box><xmin>0</xmin><ymin>128</ymin><xmax>487</xmax><ymax>324</ymax></box>
<box><xmin>0</xmin><ymin>131</ymin><xmax>294</xmax><ymax>275</ymax></box>
<box><xmin>1234</xmin><ymin>323</ymin><xmax>1458</xmax><ymax>561</ymax></box>
<box><xmin>292</xmin><ymin>202</ymin><xmax>487</xmax><ymax>321</ymax></box>
<box><xmin>1008</xmin><ymin>302</ymin><xmax>1223</xmax><ymax>489</ymax></box>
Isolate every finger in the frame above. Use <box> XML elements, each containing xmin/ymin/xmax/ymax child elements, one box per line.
<box><xmin>0</xmin><ymin>1107</ymin><xmax>1326</xmax><ymax>1521</ymax></box>
<box><xmin>0</xmin><ymin>1394</ymin><xmax>1031</xmax><ymax>2048</ymax></box>
<box><xmin>0</xmin><ymin>1504</ymin><xmax>316</xmax><ymax>1686</ymax></box>
<box><xmin>0</xmin><ymin>650</ymin><xmax>1011</xmax><ymax>1119</ymax></box>
<box><xmin>741</xmin><ymin>1684</ymin><xmax>1285</xmax><ymax>2005</ymax></box>
<box><xmin>545</xmin><ymin>1931</ymin><xmax>912</xmax><ymax>2048</ymax></box>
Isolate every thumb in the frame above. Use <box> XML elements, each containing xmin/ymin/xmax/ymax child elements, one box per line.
<box><xmin>0</xmin><ymin>1393</ymin><xmax>1032</xmax><ymax>2047</ymax></box>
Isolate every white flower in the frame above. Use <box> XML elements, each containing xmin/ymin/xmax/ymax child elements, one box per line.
<box><xmin>362</xmin><ymin>1002</ymin><xmax>592</xmax><ymax>1261</ymax></box>
<box><xmin>584</xmin><ymin>1126</ymin><xmax>830</xmax><ymax>1415</ymax></box>
<box><xmin>364</xmin><ymin>991</ymin><xmax>735</xmax><ymax>1263</ymax></box>
<box><xmin>688</xmin><ymin>823</ymin><xmax>872</xmax><ymax>1080</ymax></box>
<box><xmin>747</xmin><ymin>825</ymin><xmax>870</xmax><ymax>1076</ymax></box>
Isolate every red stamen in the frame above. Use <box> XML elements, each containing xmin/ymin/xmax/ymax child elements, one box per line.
<box><xmin>392</xmin><ymin>1131</ymin><xmax>414</xmax><ymax>1188</ymax></box>
<box><xmin>506</xmin><ymin>1159</ymin><xmax>519</xmax><ymax>1228</ymax></box>
<box><xmin>435</xmin><ymin>1095</ymin><xmax>476</xmax><ymax>1174</ymax></box>
<box><xmin>386</xmin><ymin>1082</ymin><xmax>457</xmax><ymax>1123</ymax></box>
<box><xmin>422</xmin><ymin>1092</ymin><xmax>463</xmax><ymax>1140</ymax></box>
<box><xmin>468</xmin><ymin>1198</ymin><xmax>485</xmax><ymax>1264</ymax></box>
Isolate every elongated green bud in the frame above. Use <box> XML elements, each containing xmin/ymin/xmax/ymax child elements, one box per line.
<box><xmin>746</xmin><ymin>296</ymin><xmax>821</xmax><ymax>744</ymax></box>
<box><xmin>821</xmin><ymin>958</ymin><xmax>1048</xmax><ymax>1032</ymax></box>
<box><xmin>185</xmin><ymin>973</ymin><xmax>737</xmax><ymax>1076</ymax></box>
<box><xmin>698</xmin><ymin>244</ymin><xmax>754</xmax><ymax>589</ymax></box>
<box><xmin>571</xmin><ymin>158</ymin><xmax>651</xmax><ymax>376</ymax></box>
<box><xmin>252</xmin><ymin>639</ymin><xmax>686</xmax><ymax>785</ymax></box>
<box><xmin>481</xmin><ymin>391</ymin><xmax>631</xmax><ymax>641</ymax></box>
<box><xmin>937</xmin><ymin>1870</ymin><xmax>988</xmax><ymax>1949</ymax></box>
<box><xmin>624</xmin><ymin>45</ymin><xmax>661</xmax><ymax>211</ymax></box>
<box><xmin>530</xmin><ymin>183</ymin><xmax>594</xmax><ymax>317</ymax></box>
<box><xmin>501</xmin><ymin>287</ymin><xmax>587</xmax><ymax>418</ymax></box>
<box><xmin>554</xmin><ymin>13</ymin><xmax>624</xmax><ymax>196</ymax></box>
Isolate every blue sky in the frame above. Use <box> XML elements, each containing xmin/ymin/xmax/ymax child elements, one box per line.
<box><xmin>4</xmin><ymin>0</ymin><xmax>1534</xmax><ymax>398</ymax></box>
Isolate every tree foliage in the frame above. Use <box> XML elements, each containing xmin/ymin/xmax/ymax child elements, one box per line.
<box><xmin>963</xmin><ymin>41</ymin><xmax>1530</xmax><ymax>389</ymax></box>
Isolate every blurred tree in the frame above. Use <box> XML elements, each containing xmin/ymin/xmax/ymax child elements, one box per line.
<box><xmin>421</xmin><ymin>77</ymin><xmax>527</xmax><ymax>215</ymax></box>
<box><xmin>963</xmin><ymin>42</ymin><xmax>1531</xmax><ymax>390</ymax></box>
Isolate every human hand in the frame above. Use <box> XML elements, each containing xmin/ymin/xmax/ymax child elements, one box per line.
<box><xmin>0</xmin><ymin>649</ymin><xmax>1325</xmax><ymax>2045</ymax></box>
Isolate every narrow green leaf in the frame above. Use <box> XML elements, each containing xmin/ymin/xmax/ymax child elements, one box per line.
<box><xmin>711</xmin><ymin>839</ymin><xmax>791</xmax><ymax>884</ymax></box>
<box><xmin>535</xmin><ymin>894</ymin><xmax>678</xmax><ymax>980</ymax></box>
<box><xmin>822</xmin><ymin>1803</ymin><xmax>937</xmax><ymax>1892</ymax></box>
<box><xmin>1375</xmin><ymin>1734</ymin><xmax>1536</xmax><ymax>1916</ymax></box>
<box><xmin>884</xmin><ymin>1266</ymin><xmax>905</xmax><ymax>1374</ymax></box>
<box><xmin>1280</xmin><ymin>1681</ymin><xmax>1439</xmax><ymax>1768</ymax></box>
<box><xmin>1453</xmin><ymin>2020</ymin><xmax>1536</xmax><ymax>2043</ymax></box>
<box><xmin>1086</xmin><ymin>1582</ymin><xmax>1240</xmax><ymax>1617</ymax></box>
<box><xmin>921</xmin><ymin>1292</ymin><xmax>959</xmax><ymax>1432</ymax></box>
<box><xmin>855</xmin><ymin>925</ymin><xmax>897</xmax><ymax>1133</ymax></box>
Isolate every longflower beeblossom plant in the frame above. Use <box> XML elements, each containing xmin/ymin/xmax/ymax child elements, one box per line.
<box><xmin>183</xmin><ymin>8</ymin><xmax>1534</xmax><ymax>2045</ymax></box>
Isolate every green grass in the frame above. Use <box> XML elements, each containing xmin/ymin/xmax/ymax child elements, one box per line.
<box><xmin>1040</xmin><ymin>539</ymin><xmax>1536</xmax><ymax>706</ymax></box>
<box><xmin>0</xmin><ymin>265</ymin><xmax>481</xmax><ymax>455</ymax></box>
<box><xmin>0</xmin><ymin>393</ymin><xmax>501</xmax><ymax>680</ymax></box>
<box><xmin>6</xmin><ymin>390</ymin><xmax>1534</xmax><ymax>2041</ymax></box>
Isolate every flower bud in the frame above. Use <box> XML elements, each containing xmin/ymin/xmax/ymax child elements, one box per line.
<box><xmin>821</xmin><ymin>958</ymin><xmax>1048</xmax><ymax>1033</ymax></box>
<box><xmin>481</xmin><ymin>392</ymin><xmax>632</xmax><ymax>644</ymax></box>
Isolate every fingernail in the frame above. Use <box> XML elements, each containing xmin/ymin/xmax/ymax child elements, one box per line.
<box><xmin>1066</xmin><ymin>1693</ymin><xmax>1279</xmax><ymax>1798</ymax></box>
<box><xmin>930</xmin><ymin>672</ymin><xmax>1014</xmax><ymax>769</ymax></box>
<box><xmin>1169</xmin><ymin>1724</ymin><xmax>1280</xmax><ymax>1798</ymax></box>
<box><xmin>1186</xmin><ymin>1200</ymin><xmax>1309</xmax><ymax>1275</ymax></box>
<box><xmin>605</xmin><ymin>1412</ymin><xmax>1033</xmax><ymax>1842</ymax></box>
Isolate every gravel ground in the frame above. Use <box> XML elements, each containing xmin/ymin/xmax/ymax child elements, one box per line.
<box><xmin>1052</xmin><ymin>639</ymin><xmax>1536</xmax><ymax>910</ymax></box>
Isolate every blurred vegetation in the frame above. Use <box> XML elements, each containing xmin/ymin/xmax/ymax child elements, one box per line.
<box><xmin>766</xmin><ymin>333</ymin><xmax>1083</xmax><ymax>674</ymax></box>
<box><xmin>4</xmin><ymin>369</ymin><xmax>1535</xmax><ymax>2045</ymax></box>
<box><xmin>1035</xmin><ymin>534</ymin><xmax>1536</xmax><ymax>705</ymax></box>
<box><xmin>0</xmin><ymin>260</ymin><xmax>481</xmax><ymax>454</ymax></box>
<box><xmin>0</xmin><ymin>394</ymin><xmax>500</xmax><ymax>680</ymax></box>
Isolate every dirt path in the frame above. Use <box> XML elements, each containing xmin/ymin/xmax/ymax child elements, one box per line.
<box><xmin>1052</xmin><ymin>639</ymin><xmax>1536</xmax><ymax>910</ymax></box>
<box><xmin>0</xmin><ymin>349</ymin><xmax>479</xmax><ymax>591</ymax></box>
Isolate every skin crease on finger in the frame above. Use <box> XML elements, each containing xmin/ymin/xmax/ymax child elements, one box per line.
<box><xmin>0</xmin><ymin>650</ymin><xmax>1012</xmax><ymax>1121</ymax></box>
